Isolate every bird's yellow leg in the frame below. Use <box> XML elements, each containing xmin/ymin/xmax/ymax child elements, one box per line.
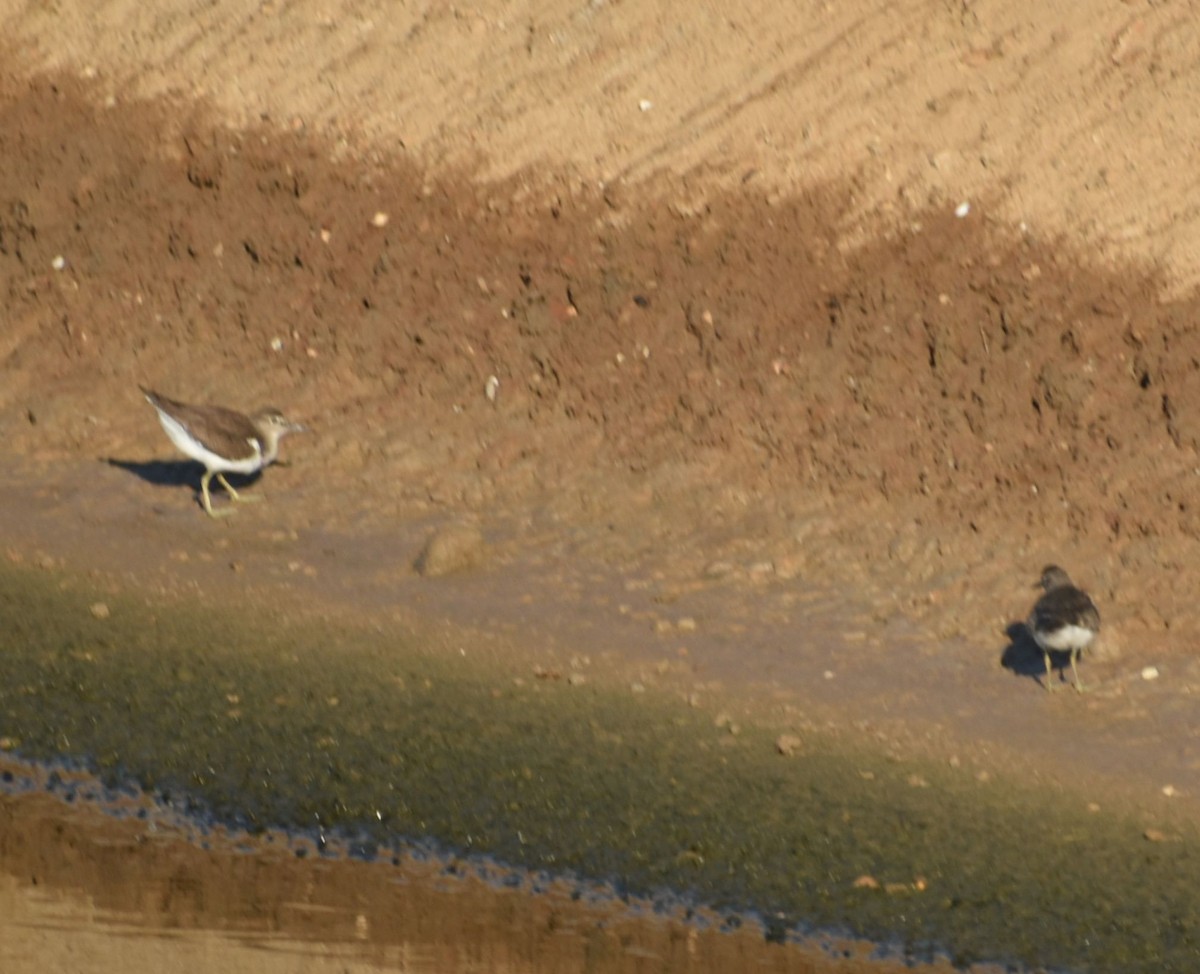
<box><xmin>202</xmin><ymin>471</ymin><xmax>236</xmax><ymax>518</ymax></box>
<box><xmin>1044</xmin><ymin>651</ymin><xmax>1060</xmax><ymax>693</ymax></box>
<box><xmin>1070</xmin><ymin>652</ymin><xmax>1088</xmax><ymax>694</ymax></box>
<box><xmin>215</xmin><ymin>473</ymin><xmax>260</xmax><ymax>503</ymax></box>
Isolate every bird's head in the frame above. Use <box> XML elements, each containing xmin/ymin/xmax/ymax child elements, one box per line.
<box><xmin>252</xmin><ymin>408</ymin><xmax>307</xmax><ymax>462</ymax></box>
<box><xmin>1036</xmin><ymin>564</ymin><xmax>1072</xmax><ymax>592</ymax></box>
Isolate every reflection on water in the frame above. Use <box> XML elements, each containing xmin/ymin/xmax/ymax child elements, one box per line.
<box><xmin>0</xmin><ymin>773</ymin><xmax>928</xmax><ymax>974</ymax></box>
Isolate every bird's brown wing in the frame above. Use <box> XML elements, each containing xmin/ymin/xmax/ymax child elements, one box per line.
<box><xmin>1032</xmin><ymin>586</ymin><xmax>1100</xmax><ymax>631</ymax></box>
<box><xmin>143</xmin><ymin>388</ymin><xmax>263</xmax><ymax>461</ymax></box>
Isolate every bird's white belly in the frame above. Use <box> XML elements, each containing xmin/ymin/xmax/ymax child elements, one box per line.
<box><xmin>154</xmin><ymin>409</ymin><xmax>263</xmax><ymax>474</ymax></box>
<box><xmin>1033</xmin><ymin>623</ymin><xmax>1095</xmax><ymax>652</ymax></box>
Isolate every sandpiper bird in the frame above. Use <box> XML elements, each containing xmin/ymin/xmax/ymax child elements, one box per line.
<box><xmin>1027</xmin><ymin>565</ymin><xmax>1100</xmax><ymax>693</ymax></box>
<box><xmin>141</xmin><ymin>387</ymin><xmax>306</xmax><ymax>518</ymax></box>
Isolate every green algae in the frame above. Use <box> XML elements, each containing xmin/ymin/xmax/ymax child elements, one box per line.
<box><xmin>1</xmin><ymin>562</ymin><xmax>1198</xmax><ymax>972</ymax></box>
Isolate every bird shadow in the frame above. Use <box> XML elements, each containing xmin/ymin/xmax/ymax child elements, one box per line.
<box><xmin>106</xmin><ymin>458</ymin><xmax>262</xmax><ymax>508</ymax></box>
<box><xmin>1000</xmin><ymin>621</ymin><xmax>1074</xmax><ymax>691</ymax></box>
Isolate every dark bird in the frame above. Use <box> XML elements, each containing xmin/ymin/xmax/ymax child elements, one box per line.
<box><xmin>141</xmin><ymin>386</ymin><xmax>306</xmax><ymax>518</ymax></box>
<box><xmin>1027</xmin><ymin>565</ymin><xmax>1100</xmax><ymax>693</ymax></box>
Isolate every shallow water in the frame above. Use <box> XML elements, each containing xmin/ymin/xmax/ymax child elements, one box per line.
<box><xmin>0</xmin><ymin>770</ymin><xmax>923</xmax><ymax>974</ymax></box>
<box><xmin>1</xmin><ymin>562</ymin><xmax>1198</xmax><ymax>972</ymax></box>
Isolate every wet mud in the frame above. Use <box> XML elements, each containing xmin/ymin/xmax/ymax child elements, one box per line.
<box><xmin>2</xmin><ymin>562</ymin><xmax>1199</xmax><ymax>972</ymax></box>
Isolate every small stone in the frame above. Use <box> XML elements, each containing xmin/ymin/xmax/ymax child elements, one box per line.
<box><xmin>414</xmin><ymin>524</ymin><xmax>486</xmax><ymax>576</ymax></box>
<box><xmin>1141</xmin><ymin>666</ymin><xmax>1160</xmax><ymax>681</ymax></box>
<box><xmin>371</xmin><ymin>211</ymin><xmax>389</xmax><ymax>227</ymax></box>
<box><xmin>51</xmin><ymin>255</ymin><xmax>66</xmax><ymax>271</ymax></box>
<box><xmin>567</xmin><ymin>673</ymin><xmax>586</xmax><ymax>686</ymax></box>
<box><xmin>775</xmin><ymin>734</ymin><xmax>802</xmax><ymax>756</ymax></box>
<box><xmin>89</xmin><ymin>602</ymin><xmax>110</xmax><ymax>620</ymax></box>
<box><xmin>702</xmin><ymin>560</ymin><xmax>736</xmax><ymax>579</ymax></box>
<box><xmin>853</xmin><ymin>875</ymin><xmax>880</xmax><ymax>890</ymax></box>
<box><xmin>1162</xmin><ymin>784</ymin><xmax>1180</xmax><ymax>798</ymax></box>
<box><xmin>676</xmin><ymin>616</ymin><xmax>697</xmax><ymax>632</ymax></box>
<box><xmin>1144</xmin><ymin>828</ymin><xmax>1168</xmax><ymax>842</ymax></box>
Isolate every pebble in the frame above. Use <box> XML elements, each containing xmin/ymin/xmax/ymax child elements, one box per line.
<box><xmin>414</xmin><ymin>524</ymin><xmax>486</xmax><ymax>576</ymax></box>
<box><xmin>775</xmin><ymin>734</ymin><xmax>802</xmax><ymax>756</ymax></box>
<box><xmin>371</xmin><ymin>211</ymin><xmax>389</xmax><ymax>227</ymax></box>
<box><xmin>1141</xmin><ymin>666</ymin><xmax>1160</xmax><ymax>681</ymax></box>
<box><xmin>89</xmin><ymin>602</ymin><xmax>110</xmax><ymax>620</ymax></box>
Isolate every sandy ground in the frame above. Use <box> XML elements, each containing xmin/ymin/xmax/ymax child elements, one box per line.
<box><xmin>4</xmin><ymin>0</ymin><xmax>1200</xmax><ymax>967</ymax></box>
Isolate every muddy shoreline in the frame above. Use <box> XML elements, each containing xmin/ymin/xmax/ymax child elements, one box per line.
<box><xmin>5</xmin><ymin>7</ymin><xmax>1200</xmax><ymax>969</ymax></box>
<box><xmin>0</xmin><ymin>761</ymin><xmax>959</xmax><ymax>974</ymax></box>
<box><xmin>2</xmin><ymin>560</ymin><xmax>1199</xmax><ymax>972</ymax></box>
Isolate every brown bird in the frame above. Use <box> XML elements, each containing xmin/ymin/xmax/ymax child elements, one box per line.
<box><xmin>1027</xmin><ymin>565</ymin><xmax>1100</xmax><ymax>692</ymax></box>
<box><xmin>141</xmin><ymin>386</ymin><xmax>306</xmax><ymax>518</ymax></box>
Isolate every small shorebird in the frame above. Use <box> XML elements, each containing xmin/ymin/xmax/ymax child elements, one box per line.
<box><xmin>141</xmin><ymin>387</ymin><xmax>306</xmax><ymax>518</ymax></box>
<box><xmin>1027</xmin><ymin>565</ymin><xmax>1100</xmax><ymax>693</ymax></box>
